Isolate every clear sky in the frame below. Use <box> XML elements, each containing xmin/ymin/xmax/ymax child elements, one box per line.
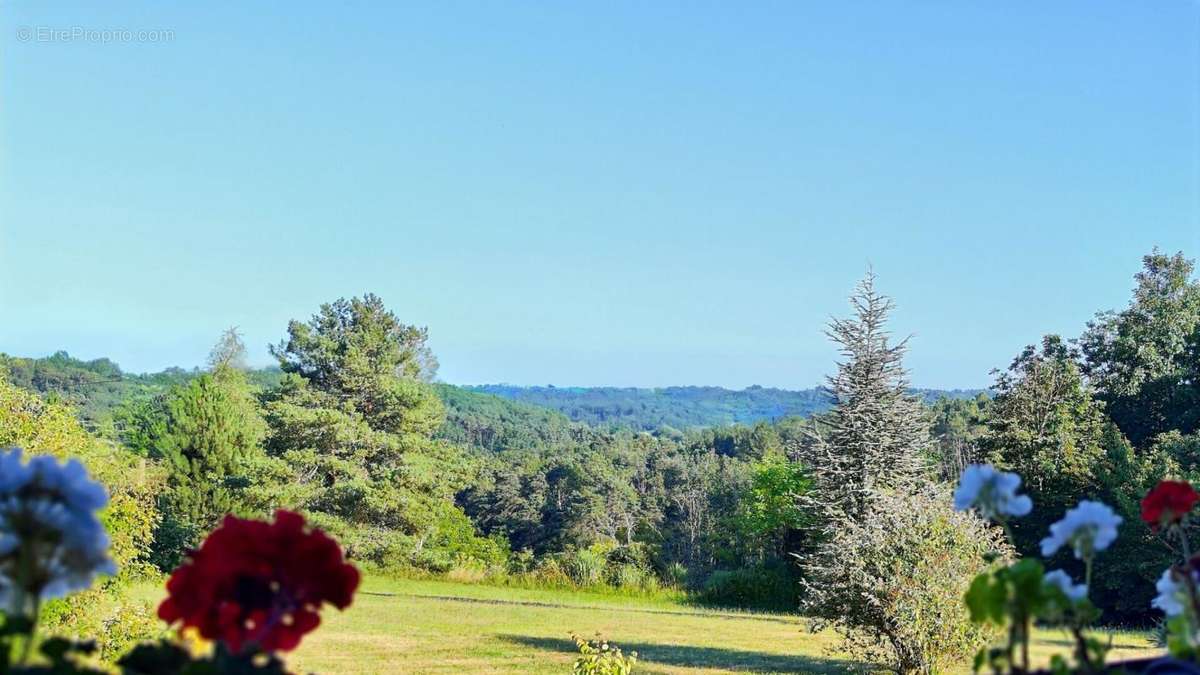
<box><xmin>1</xmin><ymin>2</ymin><xmax>1197</xmax><ymax>389</ymax></box>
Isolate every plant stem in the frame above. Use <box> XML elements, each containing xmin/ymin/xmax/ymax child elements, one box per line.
<box><xmin>18</xmin><ymin>597</ymin><xmax>40</xmax><ymax>666</ymax></box>
<box><xmin>1072</xmin><ymin>623</ymin><xmax>1097</xmax><ymax>675</ymax></box>
<box><xmin>1019</xmin><ymin>614</ymin><xmax>1031</xmax><ymax>674</ymax></box>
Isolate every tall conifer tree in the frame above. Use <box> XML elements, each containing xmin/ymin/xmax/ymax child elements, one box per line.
<box><xmin>803</xmin><ymin>272</ymin><xmax>929</xmax><ymax>522</ymax></box>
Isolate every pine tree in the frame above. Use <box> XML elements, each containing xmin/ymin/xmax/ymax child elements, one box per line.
<box><xmin>149</xmin><ymin>331</ymin><xmax>267</xmax><ymax>559</ymax></box>
<box><xmin>157</xmin><ymin>369</ymin><xmax>265</xmax><ymax>528</ymax></box>
<box><xmin>262</xmin><ymin>295</ymin><xmax>493</xmax><ymax>568</ymax></box>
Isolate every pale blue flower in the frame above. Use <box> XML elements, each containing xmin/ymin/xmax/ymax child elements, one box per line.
<box><xmin>1154</xmin><ymin>568</ymin><xmax>1189</xmax><ymax>617</ymax></box>
<box><xmin>0</xmin><ymin>448</ymin><xmax>114</xmax><ymax>610</ymax></box>
<box><xmin>1044</xmin><ymin>569</ymin><xmax>1088</xmax><ymax>602</ymax></box>
<box><xmin>0</xmin><ymin>451</ymin><xmax>31</xmax><ymax>494</ymax></box>
<box><xmin>953</xmin><ymin>464</ymin><xmax>1032</xmax><ymax>521</ymax></box>
<box><xmin>1040</xmin><ymin>500</ymin><xmax>1122</xmax><ymax>559</ymax></box>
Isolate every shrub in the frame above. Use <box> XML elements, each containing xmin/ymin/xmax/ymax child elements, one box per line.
<box><xmin>565</xmin><ymin>546</ymin><xmax>609</xmax><ymax>587</ymax></box>
<box><xmin>96</xmin><ymin>600</ymin><xmax>166</xmax><ymax>663</ymax></box>
<box><xmin>508</xmin><ymin>548</ymin><xmax>536</xmax><ymax>575</ymax></box>
<box><xmin>571</xmin><ymin>634</ymin><xmax>637</xmax><ymax>675</ymax></box>
<box><xmin>531</xmin><ymin>557</ymin><xmax>572</xmax><ymax>587</ymax></box>
<box><xmin>446</xmin><ymin>561</ymin><xmax>489</xmax><ymax>584</ymax></box>
<box><xmin>39</xmin><ymin>589</ymin><xmax>165</xmax><ymax>666</ymax></box>
<box><xmin>613</xmin><ymin>564</ymin><xmax>648</xmax><ymax>591</ymax></box>
<box><xmin>0</xmin><ymin>379</ymin><xmax>164</xmax><ymax>573</ymax></box>
<box><xmin>639</xmin><ymin>573</ymin><xmax>660</xmax><ymax>594</ymax></box>
<box><xmin>698</xmin><ymin>563</ymin><xmax>797</xmax><ymax>612</ymax></box>
<box><xmin>802</xmin><ymin>489</ymin><xmax>1005</xmax><ymax>674</ymax></box>
<box><xmin>0</xmin><ymin>379</ymin><xmax>167</xmax><ymax>666</ymax></box>
<box><xmin>446</xmin><ymin>556</ymin><xmax>507</xmax><ymax>585</ymax></box>
<box><xmin>665</xmin><ymin>562</ymin><xmax>688</xmax><ymax>589</ymax></box>
<box><xmin>149</xmin><ymin>511</ymin><xmax>202</xmax><ymax>573</ymax></box>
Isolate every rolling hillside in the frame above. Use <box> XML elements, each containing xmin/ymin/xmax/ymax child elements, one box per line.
<box><xmin>1</xmin><ymin>351</ymin><xmax>985</xmax><ymax>437</ymax></box>
<box><xmin>466</xmin><ymin>384</ymin><xmax>985</xmax><ymax>431</ymax></box>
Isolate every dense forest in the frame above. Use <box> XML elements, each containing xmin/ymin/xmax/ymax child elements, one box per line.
<box><xmin>2</xmin><ymin>249</ymin><xmax>1199</xmax><ymax>669</ymax></box>
<box><xmin>468</xmin><ymin>384</ymin><xmax>983</xmax><ymax>431</ymax></box>
<box><xmin>0</xmin><ymin>353</ymin><xmax>975</xmax><ymax>435</ymax></box>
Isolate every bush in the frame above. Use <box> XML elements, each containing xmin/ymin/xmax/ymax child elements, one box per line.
<box><xmin>665</xmin><ymin>562</ymin><xmax>688</xmax><ymax>589</ymax></box>
<box><xmin>149</xmin><ymin>511</ymin><xmax>202</xmax><ymax>572</ymax></box>
<box><xmin>0</xmin><ymin>378</ymin><xmax>167</xmax><ymax>665</ymax></box>
<box><xmin>96</xmin><ymin>599</ymin><xmax>167</xmax><ymax>662</ymax></box>
<box><xmin>564</xmin><ymin>546</ymin><xmax>609</xmax><ymax>587</ymax></box>
<box><xmin>298</xmin><ymin>506</ymin><xmax>509</xmax><ymax>577</ymax></box>
<box><xmin>612</xmin><ymin>564</ymin><xmax>649</xmax><ymax>591</ymax></box>
<box><xmin>802</xmin><ymin>489</ymin><xmax>1005</xmax><ymax>674</ymax></box>
<box><xmin>698</xmin><ymin>563</ymin><xmax>798</xmax><ymax>612</ymax></box>
<box><xmin>446</xmin><ymin>561</ymin><xmax>490</xmax><ymax>584</ymax></box>
<box><xmin>571</xmin><ymin>634</ymin><xmax>637</xmax><ymax>675</ymax></box>
<box><xmin>39</xmin><ymin>582</ymin><xmax>166</xmax><ymax>666</ymax></box>
<box><xmin>445</xmin><ymin>557</ymin><xmax>507</xmax><ymax>585</ymax></box>
<box><xmin>531</xmin><ymin>557</ymin><xmax>573</xmax><ymax>587</ymax></box>
<box><xmin>0</xmin><ymin>379</ymin><xmax>164</xmax><ymax>573</ymax></box>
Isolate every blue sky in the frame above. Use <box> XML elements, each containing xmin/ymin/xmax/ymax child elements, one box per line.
<box><xmin>1</xmin><ymin>2</ymin><xmax>1197</xmax><ymax>389</ymax></box>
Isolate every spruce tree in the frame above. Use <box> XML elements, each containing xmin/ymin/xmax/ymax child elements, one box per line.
<box><xmin>799</xmin><ymin>275</ymin><xmax>988</xmax><ymax>672</ymax></box>
<box><xmin>803</xmin><ymin>272</ymin><xmax>929</xmax><ymax>522</ymax></box>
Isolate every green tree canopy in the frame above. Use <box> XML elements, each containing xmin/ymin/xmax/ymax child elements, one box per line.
<box><xmin>981</xmin><ymin>335</ymin><xmax>1108</xmax><ymax>554</ymax></box>
<box><xmin>1080</xmin><ymin>251</ymin><xmax>1200</xmax><ymax>445</ymax></box>
<box><xmin>263</xmin><ymin>295</ymin><xmax>493</xmax><ymax>570</ymax></box>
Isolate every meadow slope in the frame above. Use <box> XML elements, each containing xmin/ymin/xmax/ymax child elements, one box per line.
<box><xmin>235</xmin><ymin>578</ymin><xmax>1159</xmax><ymax>674</ymax></box>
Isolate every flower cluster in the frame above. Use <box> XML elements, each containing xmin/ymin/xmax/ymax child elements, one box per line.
<box><xmin>952</xmin><ymin>464</ymin><xmax>1032</xmax><ymax>522</ymax></box>
<box><xmin>955</xmin><ymin>464</ymin><xmax>1120</xmax><ymax>674</ymax></box>
<box><xmin>158</xmin><ymin>510</ymin><xmax>360</xmax><ymax>654</ymax></box>
<box><xmin>1142</xmin><ymin>479</ymin><xmax>1200</xmax><ymax>658</ymax></box>
<box><xmin>1142</xmin><ymin>480</ymin><xmax>1199</xmax><ymax>532</ymax></box>
<box><xmin>1153</xmin><ymin>567</ymin><xmax>1197</xmax><ymax>617</ymax></box>
<box><xmin>0</xmin><ymin>448</ymin><xmax>114</xmax><ymax>613</ymax></box>
<box><xmin>0</xmin><ymin>448</ymin><xmax>359</xmax><ymax>673</ymax></box>
<box><xmin>1039</xmin><ymin>500</ymin><xmax>1122</xmax><ymax>560</ymax></box>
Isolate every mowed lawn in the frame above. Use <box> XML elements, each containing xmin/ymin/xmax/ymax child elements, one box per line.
<box><xmin>135</xmin><ymin>576</ymin><xmax>1162</xmax><ymax>674</ymax></box>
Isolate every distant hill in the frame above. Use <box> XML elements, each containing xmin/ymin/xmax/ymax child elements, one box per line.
<box><xmin>0</xmin><ymin>351</ymin><xmax>285</xmax><ymax>432</ymax></box>
<box><xmin>1</xmin><ymin>351</ymin><xmax>985</xmax><ymax>436</ymax></box>
<box><xmin>433</xmin><ymin>383</ymin><xmax>585</xmax><ymax>455</ymax></box>
<box><xmin>465</xmin><ymin>384</ymin><xmax>986</xmax><ymax>431</ymax></box>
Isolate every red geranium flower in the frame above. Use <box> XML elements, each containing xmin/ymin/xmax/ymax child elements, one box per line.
<box><xmin>158</xmin><ymin>510</ymin><xmax>360</xmax><ymax>654</ymax></box>
<box><xmin>1141</xmin><ymin>480</ymin><xmax>1200</xmax><ymax>531</ymax></box>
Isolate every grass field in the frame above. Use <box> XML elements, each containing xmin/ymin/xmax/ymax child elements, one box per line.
<box><xmin>135</xmin><ymin>576</ymin><xmax>1161</xmax><ymax>673</ymax></box>
<box><xmin>265</xmin><ymin>577</ymin><xmax>1160</xmax><ymax>674</ymax></box>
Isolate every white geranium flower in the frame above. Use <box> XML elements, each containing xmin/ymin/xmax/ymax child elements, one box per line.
<box><xmin>953</xmin><ymin>464</ymin><xmax>1033</xmax><ymax>520</ymax></box>
<box><xmin>1154</xmin><ymin>568</ymin><xmax>1191</xmax><ymax>617</ymax></box>
<box><xmin>0</xmin><ymin>448</ymin><xmax>114</xmax><ymax>612</ymax></box>
<box><xmin>1040</xmin><ymin>500</ymin><xmax>1122</xmax><ymax>559</ymax></box>
<box><xmin>1044</xmin><ymin>569</ymin><xmax>1088</xmax><ymax>602</ymax></box>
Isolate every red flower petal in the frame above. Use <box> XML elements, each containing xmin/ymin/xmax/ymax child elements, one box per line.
<box><xmin>1142</xmin><ymin>480</ymin><xmax>1199</xmax><ymax>530</ymax></box>
<box><xmin>157</xmin><ymin>510</ymin><xmax>358</xmax><ymax>655</ymax></box>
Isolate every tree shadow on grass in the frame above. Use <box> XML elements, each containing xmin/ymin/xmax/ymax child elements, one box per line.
<box><xmin>500</xmin><ymin>634</ymin><xmax>866</xmax><ymax>674</ymax></box>
<box><xmin>1038</xmin><ymin>636</ymin><xmax>1156</xmax><ymax>650</ymax></box>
